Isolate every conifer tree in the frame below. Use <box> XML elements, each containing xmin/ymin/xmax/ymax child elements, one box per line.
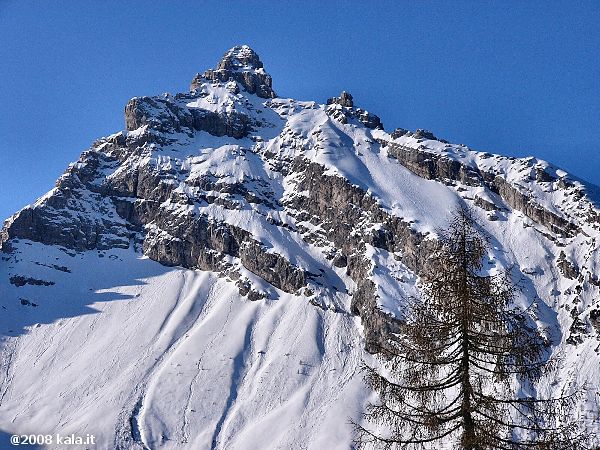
<box><xmin>354</xmin><ymin>207</ymin><xmax>590</xmax><ymax>449</ymax></box>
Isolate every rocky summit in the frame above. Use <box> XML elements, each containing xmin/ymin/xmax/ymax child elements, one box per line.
<box><xmin>192</xmin><ymin>45</ymin><xmax>276</xmax><ymax>99</ymax></box>
<box><xmin>1</xmin><ymin>46</ymin><xmax>599</xmax><ymax>449</ymax></box>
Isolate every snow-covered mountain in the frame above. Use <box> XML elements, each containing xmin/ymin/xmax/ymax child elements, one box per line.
<box><xmin>1</xmin><ymin>45</ymin><xmax>599</xmax><ymax>449</ymax></box>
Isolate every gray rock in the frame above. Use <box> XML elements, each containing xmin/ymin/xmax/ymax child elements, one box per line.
<box><xmin>327</xmin><ymin>91</ymin><xmax>354</xmax><ymax>107</ymax></box>
<box><xmin>192</xmin><ymin>45</ymin><xmax>276</xmax><ymax>99</ymax></box>
<box><xmin>474</xmin><ymin>195</ymin><xmax>499</xmax><ymax>212</ymax></box>
<box><xmin>535</xmin><ymin>166</ymin><xmax>556</xmax><ymax>183</ymax></box>
<box><xmin>390</xmin><ymin>128</ymin><xmax>410</xmax><ymax>139</ymax></box>
<box><xmin>381</xmin><ymin>139</ymin><xmax>579</xmax><ymax>237</ymax></box>
<box><xmin>240</xmin><ymin>241</ymin><xmax>305</xmax><ymax>292</ymax></box>
<box><xmin>557</xmin><ymin>251</ymin><xmax>579</xmax><ymax>279</ymax></box>
<box><xmin>285</xmin><ymin>158</ymin><xmax>440</xmax><ymax>351</ymax></box>
<box><xmin>325</xmin><ymin>91</ymin><xmax>382</xmax><ymax>130</ymax></box>
<box><xmin>9</xmin><ymin>275</ymin><xmax>54</xmax><ymax>287</ymax></box>
<box><xmin>493</xmin><ymin>176</ymin><xmax>578</xmax><ymax>237</ymax></box>
<box><xmin>412</xmin><ymin>129</ymin><xmax>437</xmax><ymax>140</ymax></box>
<box><xmin>124</xmin><ymin>95</ymin><xmax>256</xmax><ymax>139</ymax></box>
<box><xmin>325</xmin><ymin>105</ymin><xmax>382</xmax><ymax>130</ymax></box>
<box><xmin>332</xmin><ymin>252</ymin><xmax>347</xmax><ymax>268</ymax></box>
<box><xmin>20</xmin><ymin>298</ymin><xmax>38</xmax><ymax>307</ymax></box>
<box><xmin>383</xmin><ymin>140</ymin><xmax>483</xmax><ymax>186</ymax></box>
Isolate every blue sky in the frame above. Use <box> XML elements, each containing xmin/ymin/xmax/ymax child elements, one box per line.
<box><xmin>1</xmin><ymin>1</ymin><xmax>599</xmax><ymax>221</ymax></box>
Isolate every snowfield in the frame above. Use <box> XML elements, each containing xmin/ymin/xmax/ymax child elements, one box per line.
<box><xmin>0</xmin><ymin>243</ymin><xmax>366</xmax><ymax>449</ymax></box>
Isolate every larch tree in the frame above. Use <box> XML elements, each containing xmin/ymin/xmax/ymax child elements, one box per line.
<box><xmin>353</xmin><ymin>207</ymin><xmax>591</xmax><ymax>450</ymax></box>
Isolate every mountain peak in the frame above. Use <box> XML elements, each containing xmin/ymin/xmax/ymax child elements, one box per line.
<box><xmin>3</xmin><ymin>45</ymin><xmax>600</xmax><ymax>449</ymax></box>
<box><xmin>191</xmin><ymin>45</ymin><xmax>276</xmax><ymax>98</ymax></box>
<box><xmin>217</xmin><ymin>45</ymin><xmax>264</xmax><ymax>71</ymax></box>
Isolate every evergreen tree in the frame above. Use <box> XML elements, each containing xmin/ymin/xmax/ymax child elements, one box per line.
<box><xmin>354</xmin><ymin>207</ymin><xmax>590</xmax><ymax>449</ymax></box>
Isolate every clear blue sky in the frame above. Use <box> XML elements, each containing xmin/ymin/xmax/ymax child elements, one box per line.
<box><xmin>1</xmin><ymin>1</ymin><xmax>599</xmax><ymax>222</ymax></box>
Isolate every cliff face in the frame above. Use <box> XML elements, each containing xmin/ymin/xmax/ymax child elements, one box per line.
<box><xmin>1</xmin><ymin>45</ymin><xmax>599</xmax><ymax>449</ymax></box>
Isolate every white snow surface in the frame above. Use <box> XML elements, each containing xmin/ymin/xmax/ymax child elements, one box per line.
<box><xmin>0</xmin><ymin>243</ymin><xmax>365</xmax><ymax>449</ymax></box>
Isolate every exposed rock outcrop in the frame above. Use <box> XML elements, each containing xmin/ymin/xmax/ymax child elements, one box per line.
<box><xmin>325</xmin><ymin>91</ymin><xmax>383</xmax><ymax>130</ymax></box>
<box><xmin>9</xmin><ymin>276</ymin><xmax>55</xmax><ymax>287</ymax></box>
<box><xmin>124</xmin><ymin>94</ymin><xmax>257</xmax><ymax>139</ymax></box>
<box><xmin>390</xmin><ymin>128</ymin><xmax>410</xmax><ymax>139</ymax></box>
<box><xmin>380</xmin><ymin>139</ymin><xmax>580</xmax><ymax>237</ymax></box>
<box><xmin>285</xmin><ymin>158</ymin><xmax>439</xmax><ymax>351</ymax></box>
<box><xmin>192</xmin><ymin>45</ymin><xmax>276</xmax><ymax>99</ymax></box>
<box><xmin>142</xmin><ymin>208</ymin><xmax>305</xmax><ymax>294</ymax></box>
<box><xmin>382</xmin><ymin>140</ymin><xmax>483</xmax><ymax>186</ymax></box>
<box><xmin>412</xmin><ymin>129</ymin><xmax>437</xmax><ymax>140</ymax></box>
<box><xmin>557</xmin><ymin>251</ymin><xmax>579</xmax><ymax>279</ymax></box>
<box><xmin>590</xmin><ymin>309</ymin><xmax>600</xmax><ymax>334</ymax></box>
<box><xmin>326</xmin><ymin>91</ymin><xmax>354</xmax><ymax>108</ymax></box>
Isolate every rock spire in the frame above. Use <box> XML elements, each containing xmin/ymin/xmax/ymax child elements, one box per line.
<box><xmin>191</xmin><ymin>45</ymin><xmax>276</xmax><ymax>98</ymax></box>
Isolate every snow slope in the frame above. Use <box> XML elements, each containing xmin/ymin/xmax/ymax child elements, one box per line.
<box><xmin>0</xmin><ymin>242</ymin><xmax>366</xmax><ymax>449</ymax></box>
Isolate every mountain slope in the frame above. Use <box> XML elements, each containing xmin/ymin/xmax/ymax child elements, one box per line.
<box><xmin>1</xmin><ymin>45</ymin><xmax>599</xmax><ymax>449</ymax></box>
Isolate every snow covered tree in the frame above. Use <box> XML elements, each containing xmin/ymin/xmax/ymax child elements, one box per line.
<box><xmin>354</xmin><ymin>207</ymin><xmax>590</xmax><ymax>449</ymax></box>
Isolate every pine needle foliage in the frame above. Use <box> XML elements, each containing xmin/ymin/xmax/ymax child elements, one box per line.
<box><xmin>354</xmin><ymin>207</ymin><xmax>591</xmax><ymax>450</ymax></box>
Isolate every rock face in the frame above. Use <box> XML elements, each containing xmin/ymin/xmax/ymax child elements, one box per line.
<box><xmin>382</xmin><ymin>140</ymin><xmax>482</xmax><ymax>186</ymax></box>
<box><xmin>2</xmin><ymin>44</ymin><xmax>600</xmax><ymax>374</ymax></box>
<box><xmin>326</xmin><ymin>91</ymin><xmax>354</xmax><ymax>107</ymax></box>
<box><xmin>9</xmin><ymin>276</ymin><xmax>54</xmax><ymax>287</ymax></box>
<box><xmin>0</xmin><ymin>156</ymin><xmax>134</xmax><ymax>253</ymax></box>
<box><xmin>325</xmin><ymin>91</ymin><xmax>383</xmax><ymax>130</ymax></box>
<box><xmin>142</xmin><ymin>208</ymin><xmax>305</xmax><ymax>295</ymax></box>
<box><xmin>412</xmin><ymin>128</ymin><xmax>437</xmax><ymax>140</ymax></box>
<box><xmin>380</xmin><ymin>139</ymin><xmax>581</xmax><ymax>238</ymax></box>
<box><xmin>285</xmin><ymin>159</ymin><xmax>439</xmax><ymax>351</ymax></box>
<box><xmin>390</xmin><ymin>127</ymin><xmax>410</xmax><ymax>139</ymax></box>
<box><xmin>192</xmin><ymin>45</ymin><xmax>276</xmax><ymax>99</ymax></box>
<box><xmin>557</xmin><ymin>251</ymin><xmax>579</xmax><ymax>279</ymax></box>
<box><xmin>124</xmin><ymin>93</ymin><xmax>259</xmax><ymax>139</ymax></box>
